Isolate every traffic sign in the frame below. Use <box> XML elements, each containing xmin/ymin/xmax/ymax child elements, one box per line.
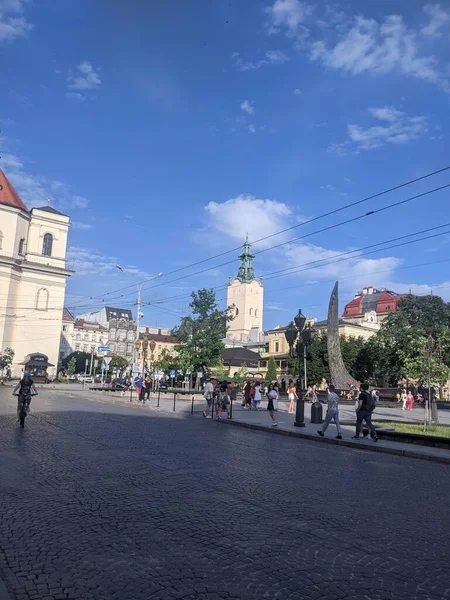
<box><xmin>98</xmin><ymin>346</ymin><xmax>110</xmax><ymax>352</ymax></box>
<box><xmin>94</xmin><ymin>359</ymin><xmax>99</xmax><ymax>368</ymax></box>
<box><xmin>169</xmin><ymin>369</ymin><xmax>176</xmax><ymax>378</ymax></box>
<box><xmin>104</xmin><ymin>357</ymin><xmax>112</xmax><ymax>366</ymax></box>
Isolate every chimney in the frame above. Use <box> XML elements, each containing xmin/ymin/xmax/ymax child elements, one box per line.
<box><xmin>158</xmin><ymin>328</ymin><xmax>161</xmax><ymax>335</ymax></box>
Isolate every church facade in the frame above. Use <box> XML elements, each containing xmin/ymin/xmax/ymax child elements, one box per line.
<box><xmin>0</xmin><ymin>169</ymin><xmax>72</xmax><ymax>378</ymax></box>
<box><xmin>226</xmin><ymin>237</ymin><xmax>264</xmax><ymax>342</ymax></box>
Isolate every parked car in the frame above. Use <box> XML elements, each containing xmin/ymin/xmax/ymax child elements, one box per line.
<box><xmin>158</xmin><ymin>382</ymin><xmax>168</xmax><ymax>391</ymax></box>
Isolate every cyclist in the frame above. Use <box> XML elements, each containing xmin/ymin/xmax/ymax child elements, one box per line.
<box><xmin>13</xmin><ymin>372</ymin><xmax>38</xmax><ymax>420</ymax></box>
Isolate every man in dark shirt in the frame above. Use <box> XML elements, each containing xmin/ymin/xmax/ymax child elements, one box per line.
<box><xmin>13</xmin><ymin>372</ymin><xmax>37</xmax><ymax>419</ymax></box>
<box><xmin>353</xmin><ymin>382</ymin><xmax>378</xmax><ymax>441</ymax></box>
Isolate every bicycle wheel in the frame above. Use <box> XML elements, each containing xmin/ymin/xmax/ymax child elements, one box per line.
<box><xmin>20</xmin><ymin>402</ymin><xmax>26</xmax><ymax>428</ymax></box>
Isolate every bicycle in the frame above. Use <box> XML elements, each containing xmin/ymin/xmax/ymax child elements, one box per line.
<box><xmin>13</xmin><ymin>391</ymin><xmax>37</xmax><ymax>428</ymax></box>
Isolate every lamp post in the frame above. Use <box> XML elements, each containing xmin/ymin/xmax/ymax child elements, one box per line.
<box><xmin>116</xmin><ymin>266</ymin><xmax>162</xmax><ymax>379</ymax></box>
<box><xmin>423</xmin><ymin>334</ymin><xmax>441</xmax><ymax>426</ymax></box>
<box><xmin>149</xmin><ymin>339</ymin><xmax>156</xmax><ymax>387</ymax></box>
<box><xmin>284</xmin><ymin>309</ymin><xmax>315</xmax><ymax>427</ymax></box>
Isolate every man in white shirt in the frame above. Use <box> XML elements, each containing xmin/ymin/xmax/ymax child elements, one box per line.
<box><xmin>202</xmin><ymin>378</ymin><xmax>216</xmax><ymax>418</ymax></box>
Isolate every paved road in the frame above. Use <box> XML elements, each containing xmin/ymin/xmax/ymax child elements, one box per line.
<box><xmin>0</xmin><ymin>388</ymin><xmax>449</xmax><ymax>600</ymax></box>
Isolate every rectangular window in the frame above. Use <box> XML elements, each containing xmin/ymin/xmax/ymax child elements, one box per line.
<box><xmin>62</xmin><ymin>325</ymin><xmax>67</xmax><ymax>332</ymax></box>
<box><xmin>75</xmin><ymin>344</ymin><xmax>80</xmax><ymax>351</ymax></box>
<box><xmin>61</xmin><ymin>338</ymin><xmax>66</xmax><ymax>345</ymax></box>
<box><xmin>274</xmin><ymin>341</ymin><xmax>279</xmax><ymax>353</ymax></box>
<box><xmin>83</xmin><ymin>344</ymin><xmax>88</xmax><ymax>352</ymax></box>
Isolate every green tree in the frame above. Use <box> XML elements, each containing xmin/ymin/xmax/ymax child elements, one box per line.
<box><xmin>67</xmin><ymin>357</ymin><xmax>77</xmax><ymax>376</ymax></box>
<box><xmin>265</xmin><ymin>356</ymin><xmax>277</xmax><ymax>385</ymax></box>
<box><xmin>62</xmin><ymin>352</ymin><xmax>96</xmax><ymax>374</ymax></box>
<box><xmin>109</xmin><ymin>354</ymin><xmax>129</xmax><ymax>372</ymax></box>
<box><xmin>0</xmin><ymin>347</ymin><xmax>15</xmax><ymax>371</ymax></box>
<box><xmin>370</xmin><ymin>294</ymin><xmax>450</xmax><ymax>385</ymax></box>
<box><xmin>153</xmin><ymin>349</ymin><xmax>180</xmax><ymax>374</ymax></box>
<box><xmin>172</xmin><ymin>289</ymin><xmax>233</xmax><ymax>372</ymax></box>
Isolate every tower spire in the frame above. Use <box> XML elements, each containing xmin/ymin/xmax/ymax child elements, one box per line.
<box><xmin>237</xmin><ymin>237</ymin><xmax>255</xmax><ymax>282</ymax></box>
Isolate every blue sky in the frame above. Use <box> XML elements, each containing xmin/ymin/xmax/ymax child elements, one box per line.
<box><xmin>1</xmin><ymin>0</ymin><xmax>450</xmax><ymax>329</ymax></box>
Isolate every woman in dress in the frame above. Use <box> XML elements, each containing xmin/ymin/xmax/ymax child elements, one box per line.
<box><xmin>288</xmin><ymin>382</ymin><xmax>298</xmax><ymax>414</ymax></box>
<box><xmin>407</xmin><ymin>391</ymin><xmax>414</xmax><ymax>411</ymax></box>
<box><xmin>266</xmin><ymin>382</ymin><xmax>278</xmax><ymax>427</ymax></box>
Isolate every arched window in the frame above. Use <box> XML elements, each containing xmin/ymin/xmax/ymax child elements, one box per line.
<box><xmin>255</xmin><ymin>309</ymin><xmax>258</xmax><ymax>317</ymax></box>
<box><xmin>18</xmin><ymin>238</ymin><xmax>25</xmax><ymax>255</ymax></box>
<box><xmin>235</xmin><ymin>307</ymin><xmax>239</xmax><ymax>316</ymax></box>
<box><xmin>0</xmin><ymin>230</ymin><xmax>3</xmax><ymax>250</ymax></box>
<box><xmin>36</xmin><ymin>288</ymin><xmax>49</xmax><ymax>311</ymax></box>
<box><xmin>249</xmin><ymin>308</ymin><xmax>253</xmax><ymax>316</ymax></box>
<box><xmin>42</xmin><ymin>233</ymin><xmax>53</xmax><ymax>256</ymax></box>
<box><xmin>118</xmin><ymin>343</ymin><xmax>126</xmax><ymax>354</ymax></box>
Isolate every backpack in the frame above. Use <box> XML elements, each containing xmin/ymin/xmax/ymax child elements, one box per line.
<box><xmin>250</xmin><ymin>386</ymin><xmax>256</xmax><ymax>398</ymax></box>
<box><xmin>361</xmin><ymin>391</ymin><xmax>376</xmax><ymax>412</ymax></box>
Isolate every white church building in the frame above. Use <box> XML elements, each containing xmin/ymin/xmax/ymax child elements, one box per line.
<box><xmin>0</xmin><ymin>169</ymin><xmax>72</xmax><ymax>379</ymax></box>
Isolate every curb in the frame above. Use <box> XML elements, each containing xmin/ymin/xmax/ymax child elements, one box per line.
<box><xmin>219</xmin><ymin>419</ymin><xmax>450</xmax><ymax>465</ymax></box>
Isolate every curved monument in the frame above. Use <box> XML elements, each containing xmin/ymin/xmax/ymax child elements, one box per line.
<box><xmin>327</xmin><ymin>281</ymin><xmax>359</xmax><ymax>389</ymax></box>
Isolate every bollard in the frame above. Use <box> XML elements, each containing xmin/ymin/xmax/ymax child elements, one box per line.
<box><xmin>129</xmin><ymin>384</ymin><xmax>133</xmax><ymax>403</ymax></box>
<box><xmin>191</xmin><ymin>395</ymin><xmax>194</xmax><ymax>415</ymax></box>
<box><xmin>310</xmin><ymin>400</ymin><xmax>323</xmax><ymax>424</ymax></box>
<box><xmin>157</xmin><ymin>389</ymin><xmax>160</xmax><ymax>408</ymax></box>
<box><xmin>173</xmin><ymin>392</ymin><xmax>176</xmax><ymax>412</ymax></box>
<box><xmin>230</xmin><ymin>396</ymin><xmax>233</xmax><ymax>420</ymax></box>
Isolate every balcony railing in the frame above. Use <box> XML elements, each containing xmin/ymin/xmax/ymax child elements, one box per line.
<box><xmin>0</xmin><ymin>249</ymin><xmax>66</xmax><ymax>269</ymax></box>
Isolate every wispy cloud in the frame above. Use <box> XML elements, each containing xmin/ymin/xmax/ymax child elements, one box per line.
<box><xmin>66</xmin><ymin>60</ymin><xmax>102</xmax><ymax>100</ymax></box>
<box><xmin>240</xmin><ymin>100</ymin><xmax>255</xmax><ymax>115</ymax></box>
<box><xmin>293</xmin><ymin>88</ymin><xmax>303</xmax><ymax>95</ymax></box>
<box><xmin>0</xmin><ymin>0</ymin><xmax>33</xmax><ymax>43</ymax></box>
<box><xmin>422</xmin><ymin>3</ymin><xmax>450</xmax><ymax>38</ymax></box>
<box><xmin>265</xmin><ymin>0</ymin><xmax>312</xmax><ymax>36</ymax></box>
<box><xmin>71</xmin><ymin>221</ymin><xmax>93</xmax><ymax>230</ymax></box>
<box><xmin>66</xmin><ymin>245</ymin><xmax>151</xmax><ymax>279</ymax></box>
<box><xmin>0</xmin><ymin>134</ymin><xmax>90</xmax><ymax>211</ymax></box>
<box><xmin>232</xmin><ymin>49</ymin><xmax>289</xmax><ymax>71</ymax></box>
<box><xmin>328</xmin><ymin>106</ymin><xmax>428</xmax><ymax>155</ymax></box>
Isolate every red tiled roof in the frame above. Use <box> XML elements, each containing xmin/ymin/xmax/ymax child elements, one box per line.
<box><xmin>62</xmin><ymin>308</ymin><xmax>75</xmax><ymax>322</ymax></box>
<box><xmin>343</xmin><ymin>288</ymin><xmax>406</xmax><ymax>317</ymax></box>
<box><xmin>0</xmin><ymin>169</ymin><xmax>29</xmax><ymax>212</ymax></box>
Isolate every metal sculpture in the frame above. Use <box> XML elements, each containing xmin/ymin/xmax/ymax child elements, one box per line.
<box><xmin>327</xmin><ymin>281</ymin><xmax>359</xmax><ymax>390</ymax></box>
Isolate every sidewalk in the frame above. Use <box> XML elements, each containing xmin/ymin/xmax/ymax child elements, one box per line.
<box><xmin>49</xmin><ymin>387</ymin><xmax>450</xmax><ymax>464</ymax></box>
<box><xmin>221</xmin><ymin>403</ymin><xmax>450</xmax><ymax>464</ymax></box>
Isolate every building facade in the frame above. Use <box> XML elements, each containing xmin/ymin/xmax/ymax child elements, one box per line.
<box><xmin>76</xmin><ymin>306</ymin><xmax>135</xmax><ymax>362</ymax></box>
<box><xmin>136</xmin><ymin>328</ymin><xmax>179</xmax><ymax>373</ymax></box>
<box><xmin>0</xmin><ymin>169</ymin><xmax>72</xmax><ymax>378</ymax></box>
<box><xmin>226</xmin><ymin>237</ymin><xmax>264</xmax><ymax>342</ymax></box>
<box><xmin>59</xmin><ymin>308</ymin><xmax>75</xmax><ymax>363</ymax></box>
<box><xmin>342</xmin><ymin>286</ymin><xmax>405</xmax><ymax>325</ymax></box>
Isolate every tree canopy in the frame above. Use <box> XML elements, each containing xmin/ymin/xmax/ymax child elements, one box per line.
<box><xmin>172</xmin><ymin>289</ymin><xmax>232</xmax><ymax>372</ymax></box>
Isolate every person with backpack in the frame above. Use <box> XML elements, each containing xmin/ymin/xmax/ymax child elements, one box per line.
<box><xmin>353</xmin><ymin>382</ymin><xmax>378</xmax><ymax>442</ymax></box>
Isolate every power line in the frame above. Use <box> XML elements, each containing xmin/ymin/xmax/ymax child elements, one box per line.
<box><xmin>63</xmin><ymin>166</ymin><xmax>450</xmax><ymax>311</ymax></box>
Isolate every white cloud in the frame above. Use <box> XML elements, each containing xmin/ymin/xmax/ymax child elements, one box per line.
<box><xmin>265</xmin><ymin>0</ymin><xmax>312</xmax><ymax>35</ymax></box>
<box><xmin>71</xmin><ymin>221</ymin><xmax>93</xmax><ymax>230</ymax></box>
<box><xmin>329</xmin><ymin>106</ymin><xmax>428</xmax><ymax>154</ymax></box>
<box><xmin>293</xmin><ymin>87</ymin><xmax>303</xmax><ymax>95</ymax></box>
<box><xmin>310</xmin><ymin>14</ymin><xmax>445</xmax><ymax>87</ymax></box>
<box><xmin>232</xmin><ymin>49</ymin><xmax>289</xmax><ymax>71</ymax></box>
<box><xmin>0</xmin><ymin>138</ymin><xmax>90</xmax><ymax>212</ymax></box>
<box><xmin>248</xmin><ymin>124</ymin><xmax>256</xmax><ymax>133</ymax></box>
<box><xmin>204</xmin><ymin>194</ymin><xmax>402</xmax><ymax>288</ymax></box>
<box><xmin>422</xmin><ymin>4</ymin><xmax>450</xmax><ymax>37</ymax></box>
<box><xmin>240</xmin><ymin>100</ymin><xmax>255</xmax><ymax>115</ymax></box>
<box><xmin>205</xmin><ymin>195</ymin><xmax>293</xmax><ymax>249</ymax></box>
<box><xmin>67</xmin><ymin>60</ymin><xmax>101</xmax><ymax>100</ymax></box>
<box><xmin>0</xmin><ymin>0</ymin><xmax>33</xmax><ymax>42</ymax></box>
<box><xmin>66</xmin><ymin>245</ymin><xmax>151</xmax><ymax>279</ymax></box>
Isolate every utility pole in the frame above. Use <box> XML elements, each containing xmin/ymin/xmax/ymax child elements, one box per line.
<box><xmin>115</xmin><ymin>266</ymin><xmax>162</xmax><ymax>379</ymax></box>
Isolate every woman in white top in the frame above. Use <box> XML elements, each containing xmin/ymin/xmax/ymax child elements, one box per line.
<box><xmin>252</xmin><ymin>381</ymin><xmax>262</xmax><ymax>410</ymax></box>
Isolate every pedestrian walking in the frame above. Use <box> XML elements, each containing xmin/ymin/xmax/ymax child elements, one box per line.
<box><xmin>134</xmin><ymin>373</ymin><xmax>143</xmax><ymax>402</ymax></box>
<box><xmin>142</xmin><ymin>375</ymin><xmax>152</xmax><ymax>403</ymax></box>
<box><xmin>216</xmin><ymin>384</ymin><xmax>231</xmax><ymax>420</ymax></box>
<box><xmin>266</xmin><ymin>382</ymin><xmax>279</xmax><ymax>427</ymax></box>
<box><xmin>227</xmin><ymin>381</ymin><xmax>238</xmax><ymax>416</ymax></box>
<box><xmin>401</xmin><ymin>388</ymin><xmax>407</xmax><ymax>410</ymax></box>
<box><xmin>202</xmin><ymin>377</ymin><xmax>215</xmax><ymax>418</ymax></box>
<box><xmin>288</xmin><ymin>382</ymin><xmax>297</xmax><ymax>414</ymax></box>
<box><xmin>252</xmin><ymin>380</ymin><xmax>262</xmax><ymax>410</ymax></box>
<box><xmin>243</xmin><ymin>380</ymin><xmax>252</xmax><ymax>408</ymax></box>
<box><xmin>318</xmin><ymin>384</ymin><xmax>342</xmax><ymax>439</ymax></box>
<box><xmin>353</xmin><ymin>383</ymin><xmax>378</xmax><ymax>442</ymax></box>
<box><xmin>407</xmin><ymin>391</ymin><xmax>414</xmax><ymax>411</ymax></box>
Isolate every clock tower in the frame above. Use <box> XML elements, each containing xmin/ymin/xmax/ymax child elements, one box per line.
<box><xmin>226</xmin><ymin>237</ymin><xmax>263</xmax><ymax>342</ymax></box>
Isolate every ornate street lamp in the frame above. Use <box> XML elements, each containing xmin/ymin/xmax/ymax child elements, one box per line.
<box><xmin>284</xmin><ymin>309</ymin><xmax>316</xmax><ymax>427</ymax></box>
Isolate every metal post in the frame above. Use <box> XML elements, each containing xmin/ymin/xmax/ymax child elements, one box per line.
<box><xmin>295</xmin><ymin>339</ymin><xmax>305</xmax><ymax>427</ymax></box>
<box><xmin>157</xmin><ymin>389</ymin><xmax>161</xmax><ymax>408</ymax></box>
<box><xmin>230</xmin><ymin>394</ymin><xmax>233</xmax><ymax>420</ymax></box>
<box><xmin>303</xmin><ymin>344</ymin><xmax>307</xmax><ymax>391</ymax></box>
<box><xmin>173</xmin><ymin>392</ymin><xmax>176</xmax><ymax>412</ymax></box>
<box><xmin>191</xmin><ymin>395</ymin><xmax>194</xmax><ymax>415</ymax></box>
<box><xmin>130</xmin><ymin>381</ymin><xmax>133</xmax><ymax>402</ymax></box>
<box><xmin>89</xmin><ymin>348</ymin><xmax>94</xmax><ymax>376</ymax></box>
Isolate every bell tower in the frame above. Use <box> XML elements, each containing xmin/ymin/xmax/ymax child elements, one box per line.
<box><xmin>226</xmin><ymin>236</ymin><xmax>263</xmax><ymax>342</ymax></box>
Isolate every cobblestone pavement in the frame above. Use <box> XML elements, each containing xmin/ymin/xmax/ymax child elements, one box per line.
<box><xmin>0</xmin><ymin>387</ymin><xmax>449</xmax><ymax>600</ymax></box>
